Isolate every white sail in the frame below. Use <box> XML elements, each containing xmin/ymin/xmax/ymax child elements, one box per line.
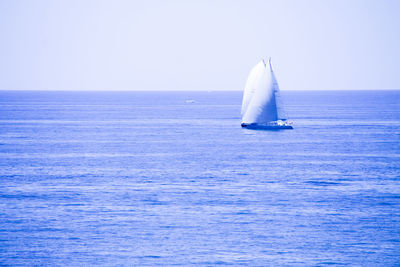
<box><xmin>241</xmin><ymin>59</ymin><xmax>278</xmax><ymax>124</ymax></box>
<box><xmin>241</xmin><ymin>61</ymin><xmax>265</xmax><ymax>117</ymax></box>
<box><xmin>269</xmin><ymin>59</ymin><xmax>287</xmax><ymax>120</ymax></box>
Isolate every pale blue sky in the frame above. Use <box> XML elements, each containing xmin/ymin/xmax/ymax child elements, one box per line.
<box><xmin>0</xmin><ymin>0</ymin><xmax>399</xmax><ymax>90</ymax></box>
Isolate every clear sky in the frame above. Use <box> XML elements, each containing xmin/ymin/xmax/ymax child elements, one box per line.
<box><xmin>0</xmin><ymin>0</ymin><xmax>399</xmax><ymax>91</ymax></box>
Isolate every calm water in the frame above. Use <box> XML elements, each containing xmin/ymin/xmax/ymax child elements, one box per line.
<box><xmin>0</xmin><ymin>90</ymin><xmax>399</xmax><ymax>266</ymax></box>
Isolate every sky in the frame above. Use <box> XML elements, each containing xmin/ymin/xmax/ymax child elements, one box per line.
<box><xmin>0</xmin><ymin>0</ymin><xmax>399</xmax><ymax>91</ymax></box>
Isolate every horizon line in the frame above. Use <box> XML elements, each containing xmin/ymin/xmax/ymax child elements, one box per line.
<box><xmin>0</xmin><ymin>88</ymin><xmax>400</xmax><ymax>92</ymax></box>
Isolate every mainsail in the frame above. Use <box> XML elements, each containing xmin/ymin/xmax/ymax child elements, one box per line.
<box><xmin>269</xmin><ymin>59</ymin><xmax>288</xmax><ymax>120</ymax></box>
<box><xmin>241</xmin><ymin>58</ymin><xmax>283</xmax><ymax>124</ymax></box>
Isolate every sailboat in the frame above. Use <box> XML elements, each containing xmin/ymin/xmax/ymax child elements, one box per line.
<box><xmin>241</xmin><ymin>58</ymin><xmax>293</xmax><ymax>130</ymax></box>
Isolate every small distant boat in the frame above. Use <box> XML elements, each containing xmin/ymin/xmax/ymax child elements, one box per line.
<box><xmin>241</xmin><ymin>58</ymin><xmax>293</xmax><ymax>130</ymax></box>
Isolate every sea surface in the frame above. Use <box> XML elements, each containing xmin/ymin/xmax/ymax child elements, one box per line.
<box><xmin>0</xmin><ymin>90</ymin><xmax>399</xmax><ymax>266</ymax></box>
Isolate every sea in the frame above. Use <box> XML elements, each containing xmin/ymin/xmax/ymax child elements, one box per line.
<box><xmin>0</xmin><ymin>90</ymin><xmax>399</xmax><ymax>266</ymax></box>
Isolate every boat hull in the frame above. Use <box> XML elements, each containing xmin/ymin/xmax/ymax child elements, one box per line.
<box><xmin>241</xmin><ymin>123</ymin><xmax>293</xmax><ymax>130</ymax></box>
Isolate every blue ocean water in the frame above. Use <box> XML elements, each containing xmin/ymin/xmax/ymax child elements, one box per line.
<box><xmin>0</xmin><ymin>90</ymin><xmax>399</xmax><ymax>266</ymax></box>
